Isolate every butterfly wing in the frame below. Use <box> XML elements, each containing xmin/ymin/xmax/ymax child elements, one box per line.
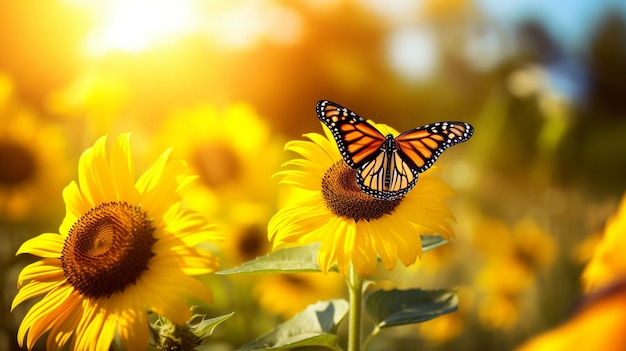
<box><xmin>356</xmin><ymin>142</ymin><xmax>419</xmax><ymax>200</ymax></box>
<box><xmin>395</xmin><ymin>121</ymin><xmax>474</xmax><ymax>173</ymax></box>
<box><xmin>316</xmin><ymin>100</ymin><xmax>386</xmax><ymax>168</ymax></box>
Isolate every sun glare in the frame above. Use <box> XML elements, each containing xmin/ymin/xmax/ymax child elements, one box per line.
<box><xmin>79</xmin><ymin>0</ymin><xmax>200</xmax><ymax>56</ymax></box>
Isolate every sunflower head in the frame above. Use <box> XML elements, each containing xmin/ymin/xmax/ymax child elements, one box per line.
<box><xmin>0</xmin><ymin>75</ymin><xmax>70</xmax><ymax>221</ymax></box>
<box><xmin>12</xmin><ymin>134</ymin><xmax>222</xmax><ymax>351</ymax></box>
<box><xmin>269</xmin><ymin>123</ymin><xmax>456</xmax><ymax>278</ymax></box>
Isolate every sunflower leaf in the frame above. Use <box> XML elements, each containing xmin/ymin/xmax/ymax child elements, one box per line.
<box><xmin>217</xmin><ymin>243</ymin><xmax>322</xmax><ymax>274</ymax></box>
<box><xmin>365</xmin><ymin>288</ymin><xmax>458</xmax><ymax>328</ymax></box>
<box><xmin>237</xmin><ymin>299</ymin><xmax>348</xmax><ymax>351</ymax></box>
<box><xmin>191</xmin><ymin>312</ymin><xmax>235</xmax><ymax>337</ymax></box>
<box><xmin>421</xmin><ymin>235</ymin><xmax>448</xmax><ymax>253</ymax></box>
<box><xmin>218</xmin><ymin>236</ymin><xmax>445</xmax><ymax>275</ymax></box>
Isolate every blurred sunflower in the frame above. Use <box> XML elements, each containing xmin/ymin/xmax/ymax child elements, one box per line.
<box><xmin>268</xmin><ymin>123</ymin><xmax>456</xmax><ymax>278</ymax></box>
<box><xmin>0</xmin><ymin>74</ymin><xmax>70</xmax><ymax>221</ymax></box>
<box><xmin>517</xmin><ymin>281</ymin><xmax>626</xmax><ymax>351</ymax></box>
<box><xmin>46</xmin><ymin>70</ymin><xmax>131</xmax><ymax>139</ymax></box>
<box><xmin>583</xmin><ymin>192</ymin><xmax>626</xmax><ymax>292</ymax></box>
<box><xmin>153</xmin><ymin>103</ymin><xmax>285</xmax><ymax>265</ymax></box>
<box><xmin>254</xmin><ymin>273</ymin><xmax>345</xmax><ymax>318</ymax></box>
<box><xmin>155</xmin><ymin>103</ymin><xmax>284</xmax><ymax>211</ymax></box>
<box><xmin>11</xmin><ymin>134</ymin><xmax>221</xmax><ymax>351</ymax></box>
<box><xmin>518</xmin><ymin>194</ymin><xmax>626</xmax><ymax>350</ymax></box>
<box><xmin>218</xmin><ymin>201</ymin><xmax>273</xmax><ymax>265</ymax></box>
<box><xmin>472</xmin><ymin>217</ymin><xmax>557</xmax><ymax>329</ymax></box>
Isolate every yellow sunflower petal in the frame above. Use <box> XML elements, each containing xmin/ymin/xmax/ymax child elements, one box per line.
<box><xmin>18</xmin><ymin>285</ymin><xmax>74</xmax><ymax>349</ymax></box>
<box><xmin>137</xmin><ymin>152</ymin><xmax>190</xmax><ymax>218</ymax></box>
<box><xmin>74</xmin><ymin>300</ymin><xmax>110</xmax><ymax>351</ymax></box>
<box><xmin>16</xmin><ymin>233</ymin><xmax>64</xmax><ymax>258</ymax></box>
<box><xmin>285</xmin><ymin>139</ymin><xmax>329</xmax><ymax>165</ymax></box>
<box><xmin>162</xmin><ymin>208</ymin><xmax>223</xmax><ymax>244</ymax></box>
<box><xmin>12</xmin><ymin>280</ymin><xmax>65</xmax><ymax>311</ymax></box>
<box><xmin>116</xmin><ymin>295</ymin><xmax>149</xmax><ymax>351</ymax></box>
<box><xmin>109</xmin><ymin>133</ymin><xmax>140</xmax><ymax>203</ymax></box>
<box><xmin>77</xmin><ymin>135</ymin><xmax>115</xmax><ymax>206</ymax></box>
<box><xmin>46</xmin><ymin>293</ymin><xmax>82</xmax><ymax>351</ymax></box>
<box><xmin>348</xmin><ymin>223</ymin><xmax>379</xmax><ymax>277</ymax></box>
<box><xmin>60</xmin><ymin>181</ymin><xmax>88</xmax><ymax>235</ymax></box>
<box><xmin>137</xmin><ymin>274</ymin><xmax>194</xmax><ymax>325</ymax></box>
<box><xmin>16</xmin><ymin>258</ymin><xmax>64</xmax><ymax>288</ymax></box>
<box><xmin>368</xmin><ymin>219</ymin><xmax>399</xmax><ymax>270</ymax></box>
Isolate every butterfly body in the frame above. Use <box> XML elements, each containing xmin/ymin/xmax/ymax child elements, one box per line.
<box><xmin>316</xmin><ymin>100</ymin><xmax>473</xmax><ymax>201</ymax></box>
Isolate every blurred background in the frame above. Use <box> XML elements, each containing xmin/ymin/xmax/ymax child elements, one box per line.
<box><xmin>1</xmin><ymin>0</ymin><xmax>626</xmax><ymax>350</ymax></box>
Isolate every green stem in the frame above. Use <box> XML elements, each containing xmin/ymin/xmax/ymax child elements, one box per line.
<box><xmin>347</xmin><ymin>264</ymin><xmax>363</xmax><ymax>351</ymax></box>
<box><xmin>362</xmin><ymin>326</ymin><xmax>380</xmax><ymax>351</ymax></box>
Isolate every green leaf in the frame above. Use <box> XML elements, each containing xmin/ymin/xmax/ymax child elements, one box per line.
<box><xmin>217</xmin><ymin>243</ymin><xmax>322</xmax><ymax>274</ymax></box>
<box><xmin>192</xmin><ymin>312</ymin><xmax>235</xmax><ymax>337</ymax></box>
<box><xmin>238</xmin><ymin>299</ymin><xmax>349</xmax><ymax>351</ymax></box>
<box><xmin>219</xmin><ymin>237</ymin><xmax>445</xmax><ymax>275</ymax></box>
<box><xmin>365</xmin><ymin>288</ymin><xmax>458</xmax><ymax>328</ymax></box>
<box><xmin>421</xmin><ymin>235</ymin><xmax>448</xmax><ymax>254</ymax></box>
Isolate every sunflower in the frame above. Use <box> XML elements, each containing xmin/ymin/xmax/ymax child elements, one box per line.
<box><xmin>268</xmin><ymin>122</ymin><xmax>456</xmax><ymax>278</ymax></box>
<box><xmin>152</xmin><ymin>103</ymin><xmax>286</xmax><ymax>264</ymax></box>
<box><xmin>583</xmin><ymin>192</ymin><xmax>626</xmax><ymax>292</ymax></box>
<box><xmin>11</xmin><ymin>134</ymin><xmax>221</xmax><ymax>351</ymax></box>
<box><xmin>154</xmin><ymin>103</ymin><xmax>285</xmax><ymax>209</ymax></box>
<box><xmin>0</xmin><ymin>73</ymin><xmax>70</xmax><ymax>221</ymax></box>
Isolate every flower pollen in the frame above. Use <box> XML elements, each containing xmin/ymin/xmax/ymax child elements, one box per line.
<box><xmin>62</xmin><ymin>201</ymin><xmax>156</xmax><ymax>298</ymax></box>
<box><xmin>321</xmin><ymin>161</ymin><xmax>401</xmax><ymax>222</ymax></box>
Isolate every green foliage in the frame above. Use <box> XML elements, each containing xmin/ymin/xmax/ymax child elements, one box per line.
<box><xmin>149</xmin><ymin>311</ymin><xmax>234</xmax><ymax>350</ymax></box>
<box><xmin>238</xmin><ymin>300</ymin><xmax>349</xmax><ymax>351</ymax></box>
<box><xmin>365</xmin><ymin>288</ymin><xmax>458</xmax><ymax>328</ymax></box>
<box><xmin>218</xmin><ymin>236</ymin><xmax>447</xmax><ymax>275</ymax></box>
<box><xmin>217</xmin><ymin>243</ymin><xmax>323</xmax><ymax>274</ymax></box>
<box><xmin>191</xmin><ymin>312</ymin><xmax>235</xmax><ymax>338</ymax></box>
<box><xmin>420</xmin><ymin>235</ymin><xmax>448</xmax><ymax>254</ymax></box>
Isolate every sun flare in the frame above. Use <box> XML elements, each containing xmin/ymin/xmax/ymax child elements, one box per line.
<box><xmin>76</xmin><ymin>0</ymin><xmax>200</xmax><ymax>56</ymax></box>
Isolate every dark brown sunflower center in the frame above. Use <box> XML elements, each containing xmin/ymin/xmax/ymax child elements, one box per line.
<box><xmin>0</xmin><ymin>141</ymin><xmax>36</xmax><ymax>186</ymax></box>
<box><xmin>61</xmin><ymin>201</ymin><xmax>156</xmax><ymax>298</ymax></box>
<box><xmin>192</xmin><ymin>142</ymin><xmax>241</xmax><ymax>188</ymax></box>
<box><xmin>321</xmin><ymin>161</ymin><xmax>401</xmax><ymax>222</ymax></box>
<box><xmin>236</xmin><ymin>224</ymin><xmax>269</xmax><ymax>262</ymax></box>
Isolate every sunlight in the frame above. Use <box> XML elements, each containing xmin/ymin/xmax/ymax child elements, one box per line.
<box><xmin>75</xmin><ymin>0</ymin><xmax>201</xmax><ymax>56</ymax></box>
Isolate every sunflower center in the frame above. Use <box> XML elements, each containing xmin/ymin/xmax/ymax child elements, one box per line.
<box><xmin>0</xmin><ymin>141</ymin><xmax>36</xmax><ymax>186</ymax></box>
<box><xmin>61</xmin><ymin>201</ymin><xmax>156</xmax><ymax>298</ymax></box>
<box><xmin>236</xmin><ymin>224</ymin><xmax>269</xmax><ymax>262</ymax></box>
<box><xmin>192</xmin><ymin>142</ymin><xmax>241</xmax><ymax>188</ymax></box>
<box><xmin>321</xmin><ymin>161</ymin><xmax>401</xmax><ymax>222</ymax></box>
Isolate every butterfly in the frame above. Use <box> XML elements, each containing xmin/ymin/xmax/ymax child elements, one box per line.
<box><xmin>316</xmin><ymin>100</ymin><xmax>473</xmax><ymax>201</ymax></box>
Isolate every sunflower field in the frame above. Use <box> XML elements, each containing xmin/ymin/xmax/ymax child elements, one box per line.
<box><xmin>2</xmin><ymin>1</ymin><xmax>626</xmax><ymax>351</ymax></box>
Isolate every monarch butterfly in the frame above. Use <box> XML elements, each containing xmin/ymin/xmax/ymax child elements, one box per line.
<box><xmin>316</xmin><ymin>100</ymin><xmax>473</xmax><ymax>201</ymax></box>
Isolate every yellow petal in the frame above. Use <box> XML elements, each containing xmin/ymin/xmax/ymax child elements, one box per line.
<box><xmin>46</xmin><ymin>293</ymin><xmax>82</xmax><ymax>351</ymax></box>
<box><xmin>16</xmin><ymin>233</ymin><xmax>64</xmax><ymax>258</ymax></box>
<box><xmin>16</xmin><ymin>258</ymin><xmax>64</xmax><ymax>288</ymax></box>
<box><xmin>109</xmin><ymin>133</ymin><xmax>140</xmax><ymax>204</ymax></box>
<box><xmin>18</xmin><ymin>285</ymin><xmax>74</xmax><ymax>349</ymax></box>
<box><xmin>116</xmin><ymin>296</ymin><xmax>149</xmax><ymax>351</ymax></box>
<box><xmin>78</xmin><ymin>135</ymin><xmax>113</xmax><ymax>206</ymax></box>
<box><xmin>12</xmin><ymin>280</ymin><xmax>65</xmax><ymax>311</ymax></box>
<box><xmin>136</xmin><ymin>274</ymin><xmax>192</xmax><ymax>325</ymax></box>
